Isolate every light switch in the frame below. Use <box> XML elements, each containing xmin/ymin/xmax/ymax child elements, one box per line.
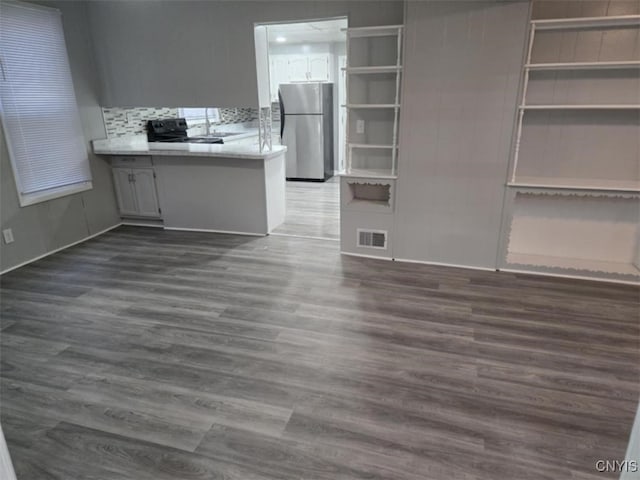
<box><xmin>356</xmin><ymin>119</ymin><xmax>365</xmax><ymax>134</ymax></box>
<box><xmin>3</xmin><ymin>228</ymin><xmax>14</xmax><ymax>244</ymax></box>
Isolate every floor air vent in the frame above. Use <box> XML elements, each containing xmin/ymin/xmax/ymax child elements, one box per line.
<box><xmin>357</xmin><ymin>229</ymin><xmax>387</xmax><ymax>249</ymax></box>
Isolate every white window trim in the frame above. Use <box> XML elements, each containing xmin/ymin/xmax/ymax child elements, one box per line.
<box><xmin>0</xmin><ymin>0</ymin><xmax>93</xmax><ymax>207</ymax></box>
<box><xmin>0</xmin><ymin>117</ymin><xmax>93</xmax><ymax>207</ymax></box>
<box><xmin>17</xmin><ymin>181</ymin><xmax>93</xmax><ymax>207</ymax></box>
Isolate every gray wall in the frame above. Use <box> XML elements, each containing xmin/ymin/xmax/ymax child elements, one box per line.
<box><xmin>85</xmin><ymin>0</ymin><xmax>404</xmax><ymax>108</ymax></box>
<box><xmin>393</xmin><ymin>0</ymin><xmax>530</xmax><ymax>268</ymax></box>
<box><xmin>0</xmin><ymin>0</ymin><xmax>120</xmax><ymax>273</ymax></box>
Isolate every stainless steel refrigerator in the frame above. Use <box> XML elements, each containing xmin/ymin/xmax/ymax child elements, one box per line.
<box><xmin>279</xmin><ymin>82</ymin><xmax>334</xmax><ymax>181</ymax></box>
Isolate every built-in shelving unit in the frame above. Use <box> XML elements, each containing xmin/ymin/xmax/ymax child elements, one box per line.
<box><xmin>341</xmin><ymin>24</ymin><xmax>403</xmax><ymax>179</ymax></box>
<box><xmin>339</xmin><ymin>24</ymin><xmax>404</xmax><ymax>259</ymax></box>
<box><xmin>501</xmin><ymin>13</ymin><xmax>640</xmax><ymax>283</ymax></box>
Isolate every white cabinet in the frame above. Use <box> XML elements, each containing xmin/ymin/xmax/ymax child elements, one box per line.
<box><xmin>287</xmin><ymin>55</ymin><xmax>309</xmax><ymax>81</ymax></box>
<box><xmin>308</xmin><ymin>54</ymin><xmax>330</xmax><ymax>81</ymax></box>
<box><xmin>269</xmin><ymin>56</ymin><xmax>290</xmax><ymax>102</ymax></box>
<box><xmin>269</xmin><ymin>53</ymin><xmax>333</xmax><ymax>101</ymax></box>
<box><xmin>112</xmin><ymin>168</ymin><xmax>138</xmax><ymax>216</ymax></box>
<box><xmin>112</xmin><ymin>167</ymin><xmax>161</xmax><ymax>218</ymax></box>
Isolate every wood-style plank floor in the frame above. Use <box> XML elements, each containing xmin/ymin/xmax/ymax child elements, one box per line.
<box><xmin>0</xmin><ymin>226</ymin><xmax>638</xmax><ymax>480</ymax></box>
<box><xmin>272</xmin><ymin>177</ymin><xmax>339</xmax><ymax>240</ymax></box>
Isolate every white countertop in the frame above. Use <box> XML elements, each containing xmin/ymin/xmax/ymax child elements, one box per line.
<box><xmin>92</xmin><ymin>135</ymin><xmax>286</xmax><ymax>160</ymax></box>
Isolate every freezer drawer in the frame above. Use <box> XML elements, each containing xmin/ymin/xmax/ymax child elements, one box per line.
<box><xmin>283</xmin><ymin>115</ymin><xmax>325</xmax><ymax>180</ymax></box>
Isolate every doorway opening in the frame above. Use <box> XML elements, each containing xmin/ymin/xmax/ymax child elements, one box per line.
<box><xmin>257</xmin><ymin>17</ymin><xmax>347</xmax><ymax>241</ymax></box>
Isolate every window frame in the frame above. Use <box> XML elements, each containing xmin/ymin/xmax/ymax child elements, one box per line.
<box><xmin>0</xmin><ymin>0</ymin><xmax>92</xmax><ymax>207</ymax></box>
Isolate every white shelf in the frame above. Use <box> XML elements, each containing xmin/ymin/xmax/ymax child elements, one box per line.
<box><xmin>344</xmin><ymin>104</ymin><xmax>400</xmax><ymax>109</ymax></box>
<box><xmin>507</xmin><ymin>253</ymin><xmax>640</xmax><ymax>276</ymax></box>
<box><xmin>508</xmin><ymin>176</ymin><xmax>640</xmax><ymax>193</ymax></box>
<box><xmin>342</xmin><ymin>25</ymin><xmax>404</xmax><ymax>38</ymax></box>
<box><xmin>525</xmin><ymin>61</ymin><xmax>640</xmax><ymax>71</ymax></box>
<box><xmin>520</xmin><ymin>104</ymin><xmax>640</xmax><ymax>110</ymax></box>
<box><xmin>339</xmin><ymin>168</ymin><xmax>397</xmax><ymax>179</ymax></box>
<box><xmin>348</xmin><ymin>143</ymin><xmax>396</xmax><ymax>149</ymax></box>
<box><xmin>343</xmin><ymin>66</ymin><xmax>402</xmax><ymax>74</ymax></box>
<box><xmin>531</xmin><ymin>14</ymin><xmax>640</xmax><ymax>30</ymax></box>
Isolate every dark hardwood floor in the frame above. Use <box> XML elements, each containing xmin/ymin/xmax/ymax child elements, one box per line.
<box><xmin>0</xmin><ymin>226</ymin><xmax>638</xmax><ymax>479</ymax></box>
<box><xmin>272</xmin><ymin>177</ymin><xmax>339</xmax><ymax>240</ymax></box>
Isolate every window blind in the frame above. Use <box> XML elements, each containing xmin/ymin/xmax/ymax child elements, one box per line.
<box><xmin>0</xmin><ymin>1</ymin><xmax>91</xmax><ymax>204</ymax></box>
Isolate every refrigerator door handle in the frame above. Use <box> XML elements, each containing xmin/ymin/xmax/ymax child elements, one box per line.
<box><xmin>279</xmin><ymin>89</ymin><xmax>285</xmax><ymax>139</ymax></box>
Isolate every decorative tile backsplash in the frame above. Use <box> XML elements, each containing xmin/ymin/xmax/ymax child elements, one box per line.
<box><xmin>102</xmin><ymin>106</ymin><xmax>260</xmax><ymax>138</ymax></box>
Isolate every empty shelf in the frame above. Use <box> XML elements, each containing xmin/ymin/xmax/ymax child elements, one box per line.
<box><xmin>348</xmin><ymin>143</ymin><xmax>396</xmax><ymax>149</ymax></box>
<box><xmin>344</xmin><ymin>104</ymin><xmax>400</xmax><ymax>109</ymax></box>
<box><xmin>520</xmin><ymin>104</ymin><xmax>640</xmax><ymax>110</ymax></box>
<box><xmin>342</xmin><ymin>25</ymin><xmax>404</xmax><ymax>37</ymax></box>
<box><xmin>508</xmin><ymin>177</ymin><xmax>640</xmax><ymax>193</ymax></box>
<box><xmin>525</xmin><ymin>61</ymin><xmax>640</xmax><ymax>70</ymax></box>
<box><xmin>531</xmin><ymin>15</ymin><xmax>640</xmax><ymax>30</ymax></box>
<box><xmin>339</xmin><ymin>168</ymin><xmax>397</xmax><ymax>179</ymax></box>
<box><xmin>343</xmin><ymin>66</ymin><xmax>402</xmax><ymax>74</ymax></box>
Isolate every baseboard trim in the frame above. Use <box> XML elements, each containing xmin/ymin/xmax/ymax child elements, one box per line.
<box><xmin>0</xmin><ymin>223</ymin><xmax>122</xmax><ymax>276</ymax></box>
<box><xmin>121</xmin><ymin>221</ymin><xmax>164</xmax><ymax>228</ymax></box>
<box><xmin>393</xmin><ymin>257</ymin><xmax>495</xmax><ymax>272</ymax></box>
<box><xmin>163</xmin><ymin>227</ymin><xmax>266</xmax><ymax>237</ymax></box>
<box><xmin>271</xmin><ymin>232</ymin><xmax>340</xmax><ymax>242</ymax></box>
<box><xmin>499</xmin><ymin>267</ymin><xmax>640</xmax><ymax>286</ymax></box>
<box><xmin>340</xmin><ymin>251</ymin><xmax>393</xmax><ymax>261</ymax></box>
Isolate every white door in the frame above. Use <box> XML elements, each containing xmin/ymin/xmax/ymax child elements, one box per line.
<box><xmin>308</xmin><ymin>54</ymin><xmax>330</xmax><ymax>81</ymax></box>
<box><xmin>132</xmin><ymin>168</ymin><xmax>161</xmax><ymax>217</ymax></box>
<box><xmin>112</xmin><ymin>168</ymin><xmax>137</xmax><ymax>216</ymax></box>
<box><xmin>288</xmin><ymin>55</ymin><xmax>309</xmax><ymax>81</ymax></box>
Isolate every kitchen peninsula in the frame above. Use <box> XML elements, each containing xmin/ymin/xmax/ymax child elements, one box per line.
<box><xmin>93</xmin><ymin>136</ymin><xmax>287</xmax><ymax>235</ymax></box>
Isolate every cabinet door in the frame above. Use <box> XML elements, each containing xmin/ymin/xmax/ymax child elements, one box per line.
<box><xmin>308</xmin><ymin>54</ymin><xmax>330</xmax><ymax>81</ymax></box>
<box><xmin>131</xmin><ymin>169</ymin><xmax>161</xmax><ymax>218</ymax></box>
<box><xmin>112</xmin><ymin>168</ymin><xmax>138</xmax><ymax>216</ymax></box>
<box><xmin>270</xmin><ymin>56</ymin><xmax>290</xmax><ymax>103</ymax></box>
<box><xmin>287</xmin><ymin>56</ymin><xmax>309</xmax><ymax>81</ymax></box>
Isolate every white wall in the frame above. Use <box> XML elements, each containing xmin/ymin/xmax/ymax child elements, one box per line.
<box><xmin>393</xmin><ymin>0</ymin><xmax>529</xmax><ymax>268</ymax></box>
<box><xmin>0</xmin><ymin>0</ymin><xmax>120</xmax><ymax>273</ymax></box>
<box><xmin>85</xmin><ymin>0</ymin><xmax>403</xmax><ymax>108</ymax></box>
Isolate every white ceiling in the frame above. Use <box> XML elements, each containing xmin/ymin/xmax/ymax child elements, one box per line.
<box><xmin>266</xmin><ymin>18</ymin><xmax>347</xmax><ymax>45</ymax></box>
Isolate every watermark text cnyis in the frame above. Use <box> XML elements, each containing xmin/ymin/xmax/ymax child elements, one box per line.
<box><xmin>595</xmin><ymin>459</ymin><xmax>638</xmax><ymax>473</ymax></box>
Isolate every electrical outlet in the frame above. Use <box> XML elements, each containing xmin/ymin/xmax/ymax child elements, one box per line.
<box><xmin>3</xmin><ymin>228</ymin><xmax>14</xmax><ymax>244</ymax></box>
<box><xmin>356</xmin><ymin>119</ymin><xmax>365</xmax><ymax>134</ymax></box>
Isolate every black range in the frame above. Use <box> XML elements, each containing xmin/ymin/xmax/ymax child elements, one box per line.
<box><xmin>146</xmin><ymin>118</ymin><xmax>224</xmax><ymax>144</ymax></box>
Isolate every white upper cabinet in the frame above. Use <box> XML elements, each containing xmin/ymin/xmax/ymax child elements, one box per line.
<box><xmin>287</xmin><ymin>55</ymin><xmax>310</xmax><ymax>81</ymax></box>
<box><xmin>269</xmin><ymin>56</ymin><xmax>290</xmax><ymax>102</ymax></box>
<box><xmin>308</xmin><ymin>54</ymin><xmax>331</xmax><ymax>81</ymax></box>
<box><xmin>269</xmin><ymin>52</ymin><xmax>334</xmax><ymax>101</ymax></box>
